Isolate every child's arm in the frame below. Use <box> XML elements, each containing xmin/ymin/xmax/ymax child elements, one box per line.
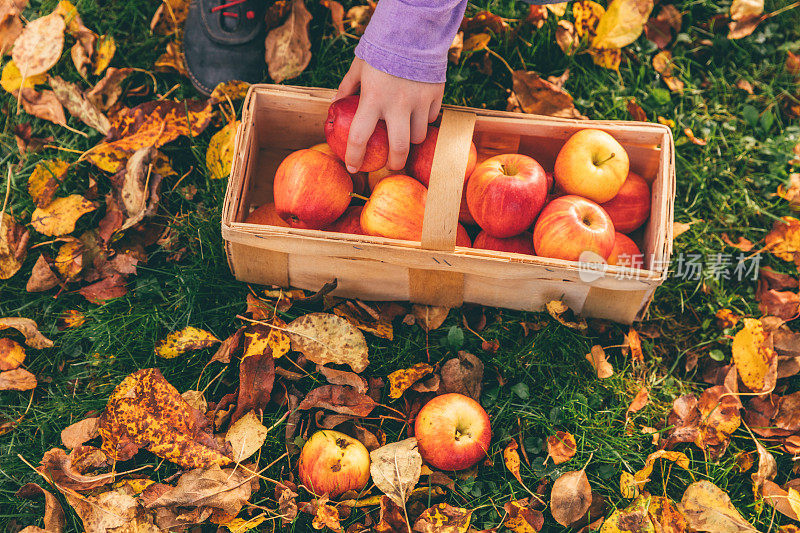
<box><xmin>336</xmin><ymin>0</ymin><xmax>468</xmax><ymax>173</ymax></box>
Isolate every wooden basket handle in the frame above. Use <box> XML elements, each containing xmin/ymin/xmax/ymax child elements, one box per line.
<box><xmin>420</xmin><ymin>109</ymin><xmax>477</xmax><ymax>251</ymax></box>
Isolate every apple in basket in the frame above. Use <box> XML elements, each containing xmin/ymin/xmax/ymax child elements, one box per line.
<box><xmin>361</xmin><ymin>175</ymin><xmax>427</xmax><ymax>241</ymax></box>
<box><xmin>244</xmin><ymin>202</ymin><xmax>289</xmax><ymax>227</ymax></box>
<box><xmin>599</xmin><ymin>171</ymin><xmax>651</xmax><ymax>234</ymax></box>
<box><xmin>473</xmin><ymin>231</ymin><xmax>534</xmax><ymax>255</ymax></box>
<box><xmin>607</xmin><ymin>233</ymin><xmax>645</xmax><ymax>269</ymax></box>
<box><xmin>554</xmin><ymin>129</ymin><xmax>630</xmax><ymax>203</ymax></box>
<box><xmin>310</xmin><ymin>142</ymin><xmax>368</xmax><ymax>195</ymax></box>
<box><xmin>532</xmin><ymin>195</ymin><xmax>616</xmax><ymax>262</ymax></box>
<box><xmin>407</xmin><ymin>125</ymin><xmax>478</xmax><ymax>187</ymax></box>
<box><xmin>325</xmin><ymin>95</ymin><xmax>390</xmax><ymax>173</ymax></box>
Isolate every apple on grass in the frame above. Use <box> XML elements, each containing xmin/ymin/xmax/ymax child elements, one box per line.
<box><xmin>244</xmin><ymin>202</ymin><xmax>289</xmax><ymax>227</ymax></box>
<box><xmin>361</xmin><ymin>175</ymin><xmax>427</xmax><ymax>241</ymax></box>
<box><xmin>273</xmin><ymin>149</ymin><xmax>353</xmax><ymax>229</ymax></box>
<box><xmin>415</xmin><ymin>393</ymin><xmax>491</xmax><ymax>471</ymax></box>
<box><xmin>325</xmin><ymin>95</ymin><xmax>389</xmax><ymax>173</ymax></box>
<box><xmin>532</xmin><ymin>195</ymin><xmax>616</xmax><ymax>262</ymax></box>
<box><xmin>310</xmin><ymin>142</ymin><xmax>368</xmax><ymax>195</ymax></box>
<box><xmin>466</xmin><ymin>154</ymin><xmax>548</xmax><ymax>239</ymax></box>
<box><xmin>599</xmin><ymin>171</ymin><xmax>651</xmax><ymax>233</ymax></box>
<box><xmin>298</xmin><ymin>430</ymin><xmax>370</xmax><ymax>497</ymax></box>
<box><xmin>607</xmin><ymin>233</ymin><xmax>644</xmax><ymax>268</ymax></box>
<box><xmin>474</xmin><ymin>231</ymin><xmax>534</xmax><ymax>255</ymax></box>
<box><xmin>326</xmin><ymin>206</ymin><xmax>365</xmax><ymax>235</ymax></box>
<box><xmin>408</xmin><ymin>126</ymin><xmax>478</xmax><ymax>187</ymax></box>
<box><xmin>554</xmin><ymin>129</ymin><xmax>630</xmax><ymax>203</ymax></box>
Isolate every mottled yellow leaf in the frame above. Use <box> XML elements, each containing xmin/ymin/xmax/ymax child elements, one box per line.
<box><xmin>1</xmin><ymin>60</ymin><xmax>46</xmax><ymax>93</ymax></box>
<box><xmin>92</xmin><ymin>34</ymin><xmax>115</xmax><ymax>75</ymax></box>
<box><xmin>155</xmin><ymin>326</ymin><xmax>220</xmax><ymax>358</ymax></box>
<box><xmin>387</xmin><ymin>362</ymin><xmax>433</xmax><ymax>399</ymax></box>
<box><xmin>206</xmin><ymin>120</ymin><xmax>239</xmax><ymax>180</ymax></box>
<box><xmin>0</xmin><ymin>338</ymin><xmax>25</xmax><ymax>371</ymax></box>
<box><xmin>592</xmin><ymin>0</ymin><xmax>653</xmax><ymax>49</ymax></box>
<box><xmin>27</xmin><ymin>159</ymin><xmax>69</xmax><ymax>208</ymax></box>
<box><xmin>30</xmin><ymin>194</ymin><xmax>97</xmax><ymax>236</ymax></box>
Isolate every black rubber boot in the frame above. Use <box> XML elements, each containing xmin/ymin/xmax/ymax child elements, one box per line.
<box><xmin>183</xmin><ymin>0</ymin><xmax>267</xmax><ymax>95</ymax></box>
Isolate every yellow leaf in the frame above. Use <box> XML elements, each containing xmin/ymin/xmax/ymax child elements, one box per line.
<box><xmin>206</xmin><ymin>120</ymin><xmax>240</xmax><ymax>180</ymax></box>
<box><xmin>387</xmin><ymin>362</ymin><xmax>434</xmax><ymax>399</ymax></box>
<box><xmin>154</xmin><ymin>326</ymin><xmax>220</xmax><ymax>358</ymax></box>
<box><xmin>28</xmin><ymin>159</ymin><xmax>69</xmax><ymax>208</ymax></box>
<box><xmin>590</xmin><ymin>47</ymin><xmax>622</xmax><ymax>71</ymax></box>
<box><xmin>0</xmin><ymin>213</ymin><xmax>29</xmax><ymax>281</ymax></box>
<box><xmin>592</xmin><ymin>0</ymin><xmax>654</xmax><ymax>49</ymax></box>
<box><xmin>633</xmin><ymin>450</ymin><xmax>690</xmax><ymax>492</ymax></box>
<box><xmin>224</xmin><ymin>515</ymin><xmax>267</xmax><ymax>533</ymax></box>
<box><xmin>1</xmin><ymin>60</ymin><xmax>47</xmax><ymax>94</ymax></box>
<box><xmin>93</xmin><ymin>34</ymin><xmax>115</xmax><ymax>75</ymax></box>
<box><xmin>0</xmin><ymin>338</ymin><xmax>26</xmax><ymax>371</ymax></box>
<box><xmin>572</xmin><ymin>0</ymin><xmax>605</xmax><ymax>39</ymax></box>
<box><xmin>30</xmin><ymin>195</ymin><xmax>97</xmax><ymax>237</ymax></box>
<box><xmin>463</xmin><ymin>32</ymin><xmax>491</xmax><ymax>52</ymax></box>
<box><xmin>789</xmin><ymin>488</ymin><xmax>800</xmax><ymax>520</ymax></box>
<box><xmin>732</xmin><ymin>318</ymin><xmax>776</xmax><ymax>392</ymax></box>
<box><xmin>414</xmin><ymin>503</ymin><xmax>472</xmax><ymax>532</ymax></box>
<box><xmin>679</xmin><ymin>480</ymin><xmax>758</xmax><ymax>532</ymax></box>
<box><xmin>54</xmin><ymin>239</ymin><xmax>83</xmax><ymax>281</ymax></box>
<box><xmin>766</xmin><ymin>216</ymin><xmax>800</xmax><ymax>266</ymax></box>
<box><xmin>504</xmin><ymin>500</ymin><xmax>544</xmax><ymax>533</ymax></box>
<box><xmin>332</xmin><ymin>304</ymin><xmax>394</xmax><ymax>341</ymax></box>
<box><xmin>585</xmin><ymin>345</ymin><xmax>614</xmax><ymax>378</ymax></box>
<box><xmin>546</xmin><ymin>2</ymin><xmax>568</xmax><ymax>17</ymax></box>
<box><xmin>620</xmin><ymin>471</ymin><xmax>639</xmax><ymax>499</ymax></box>
<box><xmin>211</xmin><ymin>80</ymin><xmax>251</xmax><ymax>102</ymax></box>
<box><xmin>600</xmin><ymin>494</ymin><xmax>656</xmax><ymax>532</ymax></box>
<box><xmin>242</xmin><ymin>319</ymin><xmax>290</xmax><ymax>360</ymax></box>
<box><xmin>503</xmin><ymin>438</ymin><xmax>525</xmax><ymax>486</ymax></box>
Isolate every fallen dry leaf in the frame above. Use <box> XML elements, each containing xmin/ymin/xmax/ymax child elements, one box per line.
<box><xmin>546</xmin><ymin>300</ymin><xmax>588</xmax><ymax>331</ymax></box>
<box><xmin>0</xmin><ymin>337</ymin><xmax>25</xmax><ymax>370</ymax></box>
<box><xmin>728</xmin><ymin>0</ymin><xmax>766</xmax><ymax>39</ymax></box>
<box><xmin>645</xmin><ymin>4</ymin><xmax>682</xmax><ymax>49</ymax></box>
<box><xmin>54</xmin><ymin>239</ymin><xmax>83</xmax><ymax>281</ymax></box>
<box><xmin>0</xmin><ymin>59</ymin><xmax>46</xmax><ymax>93</ymax></box>
<box><xmin>370</xmin><ymin>438</ymin><xmax>422</xmax><ymax>508</ymax></box>
<box><xmin>226</xmin><ymin>410</ymin><xmax>269</xmax><ymax>463</ymax></box>
<box><xmin>573</xmin><ymin>0</ymin><xmax>605</xmax><ymax>39</ymax></box>
<box><xmin>231</xmin><ymin>342</ymin><xmax>275</xmax><ymax>423</ymax></box>
<box><xmin>27</xmin><ymin>256</ymin><xmax>61</xmax><ymax>291</ymax></box>
<box><xmin>319</xmin><ymin>0</ymin><xmax>344</xmax><ymax>35</ymax></box>
<box><xmin>626</xmin><ymin>386</ymin><xmax>650</xmax><ymax>421</ymax></box>
<box><xmin>332</xmin><ymin>301</ymin><xmax>394</xmax><ymax>341</ymax></box>
<box><xmin>387</xmin><ymin>362</ymin><xmax>433</xmax><ymax>399</ymax></box>
<box><xmin>625</xmin><ymin>328</ymin><xmax>644</xmax><ymax>365</ymax></box>
<box><xmin>460</xmin><ymin>10</ymin><xmax>510</xmax><ymax>34</ymax></box>
<box><xmin>504</xmin><ymin>439</ymin><xmax>525</xmax><ymax>486</ymax></box>
<box><xmin>551</xmin><ymin>466</ymin><xmax>592</xmax><ymax>527</ymax></box>
<box><xmin>28</xmin><ymin>159</ymin><xmax>69</xmax><ymax>209</ymax></box>
<box><xmin>0</xmin><ymin>367</ymin><xmax>36</xmax><ymax>390</ymax></box>
<box><xmin>16</xmin><ymin>87</ymin><xmax>67</xmax><ymax>126</ymax></box>
<box><xmin>77</xmin><ymin>273</ymin><xmax>127</xmax><ymax>303</ymax></box>
<box><xmin>439</xmin><ymin>351</ymin><xmax>484</xmax><ymax>400</ymax></box>
<box><xmin>0</xmin><ymin>0</ymin><xmax>27</xmax><ymax>56</ymax></box>
<box><xmin>586</xmin><ymin>345</ymin><xmax>614</xmax><ymax>378</ymax></box>
<box><xmin>206</xmin><ymin>120</ymin><xmax>239</xmax><ymax>180</ymax></box>
<box><xmin>298</xmin><ymin>384</ymin><xmax>376</xmax><ymax>417</ymax></box>
<box><xmin>98</xmin><ymin>368</ymin><xmax>232</xmax><ymax>468</ymax></box>
<box><xmin>344</xmin><ymin>3</ymin><xmax>372</xmax><ymax>34</ymax></box>
<box><xmin>410</xmin><ymin>305</ymin><xmax>450</xmax><ymax>332</ymax></box>
<box><xmin>57</xmin><ymin>309</ymin><xmax>86</xmax><ymax>330</ymax></box>
<box><xmin>591</xmin><ymin>0</ymin><xmax>653</xmax><ymax>50</ymax></box>
<box><xmin>210</xmin><ymin>80</ymin><xmax>251</xmax><ymax>103</ymax></box>
<box><xmin>679</xmin><ymin>480</ymin><xmax>758</xmax><ymax>532</ymax></box>
<box><xmin>721</xmin><ymin>233</ymin><xmax>754</xmax><ymax>252</ymax></box>
<box><xmin>0</xmin><ymin>213</ymin><xmax>29</xmax><ymax>280</ymax></box>
<box><xmin>448</xmin><ymin>31</ymin><xmax>463</xmax><ymax>63</ymax></box>
<box><xmin>85</xmin><ymin>67</ymin><xmax>132</xmax><ymax>111</ymax></box>
<box><xmin>154</xmin><ymin>39</ymin><xmax>188</xmax><ymax>78</ymax></box>
<box><xmin>627</xmin><ymin>98</ymin><xmax>647</xmax><ymax>122</ymax></box>
<box><xmin>312</xmin><ymin>501</ymin><xmax>342</xmax><ymax>531</ymax></box>
<box><xmin>414</xmin><ymin>503</ymin><xmax>473</xmax><ymax>533</ymax></box>
<box><xmin>0</xmin><ymin>316</ymin><xmax>53</xmax><ymax>348</ymax></box>
<box><xmin>653</xmin><ymin>51</ymin><xmax>684</xmax><ymax>93</ymax></box>
<box><xmin>504</xmin><ymin>499</ymin><xmax>544</xmax><ymax>532</ymax></box>
<box><xmin>732</xmin><ymin>318</ymin><xmax>777</xmax><ymax>393</ymax></box>
<box><xmin>286</xmin><ymin>312</ymin><xmax>369</xmax><ymax>373</ymax></box>
<box><xmin>12</xmin><ymin>12</ymin><xmax>65</xmax><ymax>76</ymax></box>
<box><xmin>507</xmin><ymin>71</ymin><xmax>586</xmax><ymax>119</ymax></box>
<box><xmin>555</xmin><ymin>20</ymin><xmax>580</xmax><ymax>55</ymax></box>
<box><xmin>766</xmin><ymin>216</ymin><xmax>800</xmax><ymax>267</ymax></box>
<box><xmin>150</xmin><ymin>0</ymin><xmax>189</xmax><ymax>34</ymax></box>
<box><xmin>60</xmin><ymin>417</ymin><xmax>99</xmax><ymax>450</ymax></box>
<box><xmin>49</xmin><ymin>75</ymin><xmax>111</xmax><ymax>135</ymax></box>
<box><xmin>155</xmin><ymin>326</ymin><xmax>220</xmax><ymax>359</ymax></box>
<box><xmin>264</xmin><ymin>0</ymin><xmax>312</xmax><ymax>83</ymax></box>
<box><xmin>751</xmin><ymin>437</ymin><xmax>777</xmax><ymax>495</ymax></box>
<box><xmin>684</xmin><ymin>128</ymin><xmax>707</xmax><ymax>146</ymax></box>
<box><xmin>92</xmin><ymin>34</ymin><xmax>114</xmax><ymax>75</ymax></box>
<box><xmin>30</xmin><ymin>194</ymin><xmax>97</xmax><ymax>237</ymax></box>
<box><xmin>776</xmin><ymin>173</ymin><xmax>800</xmax><ymax>208</ymax></box>
<box><xmin>761</xmin><ymin>480</ymin><xmax>800</xmax><ymax>522</ymax></box>
<box><xmin>632</xmin><ymin>450</ymin><xmax>690</xmax><ymax>494</ymax></box>
<box><xmin>15</xmin><ymin>482</ymin><xmax>66</xmax><ymax>533</ymax></box>
<box><xmin>547</xmin><ymin>431</ymin><xmax>577</xmax><ymax>465</ymax></box>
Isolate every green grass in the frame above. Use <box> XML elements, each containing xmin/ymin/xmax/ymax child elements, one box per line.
<box><xmin>1</xmin><ymin>0</ymin><xmax>800</xmax><ymax>531</ymax></box>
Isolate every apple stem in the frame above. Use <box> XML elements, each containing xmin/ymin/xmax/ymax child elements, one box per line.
<box><xmin>350</xmin><ymin>192</ymin><xmax>370</xmax><ymax>202</ymax></box>
<box><xmin>593</xmin><ymin>153</ymin><xmax>616</xmax><ymax>166</ymax></box>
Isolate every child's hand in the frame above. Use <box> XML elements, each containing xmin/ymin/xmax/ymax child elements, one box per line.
<box><xmin>335</xmin><ymin>58</ymin><xmax>445</xmax><ymax>173</ymax></box>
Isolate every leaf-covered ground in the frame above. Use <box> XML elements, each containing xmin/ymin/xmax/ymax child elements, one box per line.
<box><xmin>1</xmin><ymin>0</ymin><xmax>800</xmax><ymax>531</ymax></box>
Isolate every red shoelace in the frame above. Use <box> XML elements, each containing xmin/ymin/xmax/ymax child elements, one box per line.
<box><xmin>211</xmin><ymin>0</ymin><xmax>254</xmax><ymax>19</ymax></box>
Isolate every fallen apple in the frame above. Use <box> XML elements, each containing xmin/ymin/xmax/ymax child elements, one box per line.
<box><xmin>599</xmin><ymin>171</ymin><xmax>651</xmax><ymax>233</ymax></box>
<box><xmin>361</xmin><ymin>175</ymin><xmax>427</xmax><ymax>241</ymax></box>
<box><xmin>273</xmin><ymin>149</ymin><xmax>353</xmax><ymax>229</ymax></box>
<box><xmin>466</xmin><ymin>154</ymin><xmax>548</xmax><ymax>238</ymax></box>
<box><xmin>325</xmin><ymin>95</ymin><xmax>390</xmax><ymax>172</ymax></box>
<box><xmin>311</xmin><ymin>142</ymin><xmax>368</xmax><ymax>195</ymax></box>
<box><xmin>326</xmin><ymin>206</ymin><xmax>365</xmax><ymax>235</ymax></box>
<box><xmin>473</xmin><ymin>231</ymin><xmax>534</xmax><ymax>255</ymax></box>
<box><xmin>532</xmin><ymin>195</ymin><xmax>616</xmax><ymax>261</ymax></box>
<box><xmin>408</xmin><ymin>125</ymin><xmax>478</xmax><ymax>187</ymax></box>
<box><xmin>298</xmin><ymin>430</ymin><xmax>371</xmax><ymax>497</ymax></box>
<box><xmin>554</xmin><ymin>129</ymin><xmax>630</xmax><ymax>203</ymax></box>
<box><xmin>415</xmin><ymin>393</ymin><xmax>492</xmax><ymax>471</ymax></box>
<box><xmin>244</xmin><ymin>202</ymin><xmax>290</xmax><ymax>227</ymax></box>
<box><xmin>607</xmin><ymin>232</ymin><xmax>645</xmax><ymax>269</ymax></box>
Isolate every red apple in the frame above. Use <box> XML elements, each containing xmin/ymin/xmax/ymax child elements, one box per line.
<box><xmin>532</xmin><ymin>195</ymin><xmax>616</xmax><ymax>261</ymax></box>
<box><xmin>325</xmin><ymin>95</ymin><xmax>389</xmax><ymax>172</ymax></box>
<box><xmin>408</xmin><ymin>126</ymin><xmax>478</xmax><ymax>187</ymax></box>
<box><xmin>544</xmin><ymin>170</ymin><xmax>554</xmax><ymax>193</ymax></box>
<box><xmin>311</xmin><ymin>142</ymin><xmax>368</xmax><ymax>195</ymax></box>
<box><xmin>466</xmin><ymin>154</ymin><xmax>548</xmax><ymax>238</ymax></box>
<box><xmin>474</xmin><ymin>231</ymin><xmax>534</xmax><ymax>255</ymax></box>
<box><xmin>361</xmin><ymin>175</ymin><xmax>427</xmax><ymax>241</ymax></box>
<box><xmin>298</xmin><ymin>430</ymin><xmax>370</xmax><ymax>497</ymax></box>
<box><xmin>456</xmin><ymin>223</ymin><xmax>471</xmax><ymax>247</ymax></box>
<box><xmin>415</xmin><ymin>393</ymin><xmax>491</xmax><ymax>471</ymax></box>
<box><xmin>368</xmin><ymin>166</ymin><xmax>403</xmax><ymax>192</ymax></box>
<box><xmin>326</xmin><ymin>206</ymin><xmax>365</xmax><ymax>235</ymax></box>
<box><xmin>554</xmin><ymin>129</ymin><xmax>630</xmax><ymax>203</ymax></box>
<box><xmin>459</xmin><ymin>185</ymin><xmax>476</xmax><ymax>225</ymax></box>
<box><xmin>608</xmin><ymin>233</ymin><xmax>644</xmax><ymax>268</ymax></box>
<box><xmin>273</xmin><ymin>149</ymin><xmax>353</xmax><ymax>229</ymax></box>
<box><xmin>244</xmin><ymin>202</ymin><xmax>290</xmax><ymax>227</ymax></box>
<box><xmin>599</xmin><ymin>171</ymin><xmax>651</xmax><ymax>233</ymax></box>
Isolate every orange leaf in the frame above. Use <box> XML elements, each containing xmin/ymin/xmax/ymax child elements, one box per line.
<box><xmin>387</xmin><ymin>362</ymin><xmax>434</xmax><ymax>399</ymax></box>
<box><xmin>546</xmin><ymin>431</ymin><xmax>577</xmax><ymax>465</ymax></box>
<box><xmin>503</xmin><ymin>438</ymin><xmax>525</xmax><ymax>486</ymax></box>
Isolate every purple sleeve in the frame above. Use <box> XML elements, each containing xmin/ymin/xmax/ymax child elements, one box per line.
<box><xmin>354</xmin><ymin>0</ymin><xmax>468</xmax><ymax>84</ymax></box>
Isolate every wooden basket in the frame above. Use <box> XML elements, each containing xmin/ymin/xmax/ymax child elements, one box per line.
<box><xmin>222</xmin><ymin>85</ymin><xmax>675</xmax><ymax>324</ymax></box>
